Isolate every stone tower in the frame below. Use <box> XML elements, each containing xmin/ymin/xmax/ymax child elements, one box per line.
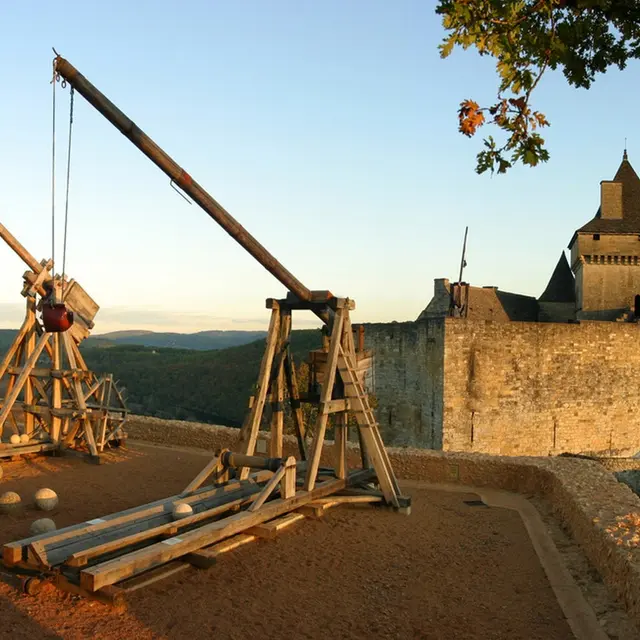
<box><xmin>569</xmin><ymin>151</ymin><xmax>640</xmax><ymax>320</ymax></box>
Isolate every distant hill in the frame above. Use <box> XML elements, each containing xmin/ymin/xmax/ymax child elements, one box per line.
<box><xmin>80</xmin><ymin>329</ymin><xmax>322</xmax><ymax>426</ymax></box>
<box><xmin>86</xmin><ymin>329</ymin><xmax>268</xmax><ymax>351</ymax></box>
<box><xmin>0</xmin><ymin>326</ymin><xmax>319</xmax><ymax>426</ymax></box>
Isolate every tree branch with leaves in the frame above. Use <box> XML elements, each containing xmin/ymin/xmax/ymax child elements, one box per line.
<box><xmin>437</xmin><ymin>0</ymin><xmax>640</xmax><ymax>174</ymax></box>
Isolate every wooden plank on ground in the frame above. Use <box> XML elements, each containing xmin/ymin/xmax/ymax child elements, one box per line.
<box><xmin>117</xmin><ymin>561</ymin><xmax>189</xmax><ymax>593</ymax></box>
<box><xmin>297</xmin><ymin>500</ymin><xmax>340</xmax><ymax>518</ymax></box>
<box><xmin>80</xmin><ymin>478</ymin><xmax>345</xmax><ymax>592</ymax></box>
<box><xmin>246</xmin><ymin>512</ymin><xmax>306</xmax><ymax>540</ymax></box>
<box><xmin>65</xmin><ymin>493</ymin><xmax>257</xmax><ymax>567</ymax></box>
<box><xmin>3</xmin><ymin>471</ymin><xmax>272</xmax><ymax>567</ymax></box>
<box><xmin>187</xmin><ymin>533</ymin><xmax>257</xmax><ymax>566</ymax></box>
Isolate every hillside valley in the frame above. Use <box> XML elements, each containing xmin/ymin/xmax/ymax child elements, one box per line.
<box><xmin>0</xmin><ymin>328</ymin><xmax>321</xmax><ymax>427</ymax></box>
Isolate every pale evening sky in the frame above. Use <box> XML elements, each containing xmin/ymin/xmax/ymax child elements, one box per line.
<box><xmin>0</xmin><ymin>1</ymin><xmax>637</xmax><ymax>333</ymax></box>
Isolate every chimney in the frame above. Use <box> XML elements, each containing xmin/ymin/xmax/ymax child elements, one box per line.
<box><xmin>600</xmin><ymin>181</ymin><xmax>623</xmax><ymax>219</ymax></box>
<box><xmin>434</xmin><ymin>278</ymin><xmax>450</xmax><ymax>294</ymax></box>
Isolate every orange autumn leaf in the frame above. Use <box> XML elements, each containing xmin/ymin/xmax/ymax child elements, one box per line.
<box><xmin>458</xmin><ymin>99</ymin><xmax>485</xmax><ymax>137</ymax></box>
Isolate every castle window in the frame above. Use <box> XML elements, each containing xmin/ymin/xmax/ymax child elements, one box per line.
<box><xmin>593</xmin><ymin>234</ymin><xmax>600</xmax><ymax>240</ymax></box>
<box><xmin>635</xmin><ymin>295</ymin><xmax>640</xmax><ymax>318</ymax></box>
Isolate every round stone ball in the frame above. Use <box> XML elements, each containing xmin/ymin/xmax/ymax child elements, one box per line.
<box><xmin>30</xmin><ymin>518</ymin><xmax>56</xmax><ymax>535</ymax></box>
<box><xmin>0</xmin><ymin>491</ymin><xmax>21</xmax><ymax>514</ymax></box>
<box><xmin>10</xmin><ymin>434</ymin><xmax>20</xmax><ymax>445</ymax></box>
<box><xmin>172</xmin><ymin>503</ymin><xmax>193</xmax><ymax>520</ymax></box>
<box><xmin>20</xmin><ymin>434</ymin><xmax>29</xmax><ymax>444</ymax></box>
<box><xmin>34</xmin><ymin>488</ymin><xmax>59</xmax><ymax>512</ymax></box>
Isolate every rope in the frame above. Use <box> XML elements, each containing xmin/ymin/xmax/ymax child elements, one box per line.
<box><xmin>61</xmin><ymin>86</ymin><xmax>74</xmax><ymax>295</ymax></box>
<box><xmin>50</xmin><ymin>62</ymin><xmax>57</xmax><ymax>290</ymax></box>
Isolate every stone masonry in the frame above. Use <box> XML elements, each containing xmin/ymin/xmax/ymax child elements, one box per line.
<box><xmin>364</xmin><ymin>318</ymin><xmax>640</xmax><ymax>457</ymax></box>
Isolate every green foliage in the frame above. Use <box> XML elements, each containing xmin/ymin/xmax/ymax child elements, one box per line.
<box><xmin>437</xmin><ymin>0</ymin><xmax>640</xmax><ymax>174</ymax></box>
<box><xmin>80</xmin><ymin>330</ymin><xmax>322</xmax><ymax>426</ymax></box>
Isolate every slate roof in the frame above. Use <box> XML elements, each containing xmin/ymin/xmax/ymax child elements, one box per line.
<box><xmin>539</xmin><ymin>252</ymin><xmax>575</xmax><ymax>303</ymax></box>
<box><xmin>569</xmin><ymin>152</ymin><xmax>640</xmax><ymax>246</ymax></box>
<box><xmin>417</xmin><ymin>283</ymin><xmax>539</xmax><ymax>322</ymax></box>
<box><xmin>495</xmin><ymin>290</ymin><xmax>539</xmax><ymax>321</ymax></box>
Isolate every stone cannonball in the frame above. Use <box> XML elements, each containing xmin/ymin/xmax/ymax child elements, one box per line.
<box><xmin>0</xmin><ymin>491</ymin><xmax>21</xmax><ymax>514</ymax></box>
<box><xmin>30</xmin><ymin>518</ymin><xmax>57</xmax><ymax>535</ymax></box>
<box><xmin>172</xmin><ymin>503</ymin><xmax>193</xmax><ymax>520</ymax></box>
<box><xmin>34</xmin><ymin>488</ymin><xmax>59</xmax><ymax>512</ymax></box>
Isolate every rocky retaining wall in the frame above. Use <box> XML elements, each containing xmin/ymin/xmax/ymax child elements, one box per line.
<box><xmin>126</xmin><ymin>415</ymin><xmax>640</xmax><ymax>627</ymax></box>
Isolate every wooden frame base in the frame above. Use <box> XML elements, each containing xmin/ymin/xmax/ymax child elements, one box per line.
<box><xmin>0</xmin><ymin>296</ymin><xmax>127</xmax><ymax>461</ymax></box>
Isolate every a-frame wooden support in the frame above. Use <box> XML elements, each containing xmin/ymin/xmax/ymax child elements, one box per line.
<box><xmin>0</xmin><ymin>299</ymin><xmax>128</xmax><ymax>461</ymax></box>
<box><xmin>236</xmin><ymin>294</ymin><xmax>404</xmax><ymax>508</ymax></box>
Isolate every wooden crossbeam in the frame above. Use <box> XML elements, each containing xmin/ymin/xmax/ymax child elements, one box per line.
<box><xmin>182</xmin><ymin>456</ymin><xmax>222</xmax><ymax>495</ymax></box>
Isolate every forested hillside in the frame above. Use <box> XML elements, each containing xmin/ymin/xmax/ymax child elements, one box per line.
<box><xmin>80</xmin><ymin>330</ymin><xmax>322</xmax><ymax>426</ymax></box>
<box><xmin>86</xmin><ymin>329</ymin><xmax>268</xmax><ymax>350</ymax></box>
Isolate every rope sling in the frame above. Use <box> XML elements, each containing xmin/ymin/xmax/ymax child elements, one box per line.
<box><xmin>43</xmin><ymin>60</ymin><xmax>75</xmax><ymax>333</ymax></box>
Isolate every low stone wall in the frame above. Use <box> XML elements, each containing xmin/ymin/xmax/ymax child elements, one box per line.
<box><xmin>126</xmin><ymin>415</ymin><xmax>640</xmax><ymax>628</ymax></box>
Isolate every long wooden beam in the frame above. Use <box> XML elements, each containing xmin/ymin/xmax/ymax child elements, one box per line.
<box><xmin>80</xmin><ymin>478</ymin><xmax>345</xmax><ymax>591</ymax></box>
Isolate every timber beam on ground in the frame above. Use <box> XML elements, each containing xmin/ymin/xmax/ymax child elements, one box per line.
<box><xmin>1</xmin><ymin>465</ymin><xmax>398</xmax><ymax>598</ymax></box>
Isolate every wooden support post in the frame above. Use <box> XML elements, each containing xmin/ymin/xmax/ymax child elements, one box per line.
<box><xmin>182</xmin><ymin>456</ymin><xmax>221</xmax><ymax>495</ymax></box>
<box><xmin>0</xmin><ymin>332</ymin><xmax>50</xmax><ymax>430</ymax></box>
<box><xmin>304</xmin><ymin>308</ymin><xmax>345</xmax><ymax>491</ymax></box>
<box><xmin>284</xmin><ymin>352</ymin><xmax>307</xmax><ymax>460</ymax></box>
<box><xmin>98</xmin><ymin>376</ymin><xmax>113</xmax><ymax>451</ymax></box>
<box><xmin>248</xmin><ymin>465</ymin><xmax>286</xmax><ymax>512</ymax></box>
<box><xmin>237</xmin><ymin>305</ymin><xmax>281</xmax><ymax>479</ymax></box>
<box><xmin>334</xmin><ymin>412</ymin><xmax>348</xmax><ymax>479</ymax></box>
<box><xmin>62</xmin><ymin>332</ymin><xmax>99</xmax><ymax>457</ymax></box>
<box><xmin>0</xmin><ymin>313</ymin><xmax>35</xmax><ymax>380</ymax></box>
<box><xmin>281</xmin><ymin>456</ymin><xmax>297</xmax><ymax>499</ymax></box>
<box><xmin>24</xmin><ymin>298</ymin><xmax>36</xmax><ymax>436</ymax></box>
<box><xmin>269</xmin><ymin>308</ymin><xmax>290</xmax><ymax>458</ymax></box>
<box><xmin>50</xmin><ymin>333</ymin><xmax>62</xmax><ymax>444</ymax></box>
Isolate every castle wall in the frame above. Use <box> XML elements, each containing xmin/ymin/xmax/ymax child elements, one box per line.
<box><xmin>572</xmin><ymin>234</ymin><xmax>640</xmax><ymax>312</ymax></box>
<box><xmin>362</xmin><ymin>320</ymin><xmax>444</xmax><ymax>448</ymax></box>
<box><xmin>443</xmin><ymin>319</ymin><xmax>640</xmax><ymax>457</ymax></box>
<box><xmin>578</xmin><ymin>262</ymin><xmax>640</xmax><ymax>313</ymax></box>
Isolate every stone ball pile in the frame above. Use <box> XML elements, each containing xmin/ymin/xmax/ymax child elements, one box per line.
<box><xmin>34</xmin><ymin>488</ymin><xmax>59</xmax><ymax>512</ymax></box>
<box><xmin>0</xmin><ymin>491</ymin><xmax>22</xmax><ymax>514</ymax></box>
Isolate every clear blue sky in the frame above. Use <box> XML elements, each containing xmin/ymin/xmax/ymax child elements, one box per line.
<box><xmin>0</xmin><ymin>1</ymin><xmax>638</xmax><ymax>333</ymax></box>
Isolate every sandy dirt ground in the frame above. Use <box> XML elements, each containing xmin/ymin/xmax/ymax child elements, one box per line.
<box><xmin>0</xmin><ymin>444</ymin><xmax>574</xmax><ymax>640</ymax></box>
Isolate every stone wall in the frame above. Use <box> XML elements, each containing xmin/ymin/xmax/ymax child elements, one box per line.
<box><xmin>443</xmin><ymin>320</ymin><xmax>640</xmax><ymax>457</ymax></box>
<box><xmin>362</xmin><ymin>320</ymin><xmax>444</xmax><ymax>448</ymax></box>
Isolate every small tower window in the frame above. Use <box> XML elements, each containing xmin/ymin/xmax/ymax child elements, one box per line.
<box><xmin>635</xmin><ymin>295</ymin><xmax>640</xmax><ymax>317</ymax></box>
<box><xmin>593</xmin><ymin>234</ymin><xmax>600</xmax><ymax>240</ymax></box>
